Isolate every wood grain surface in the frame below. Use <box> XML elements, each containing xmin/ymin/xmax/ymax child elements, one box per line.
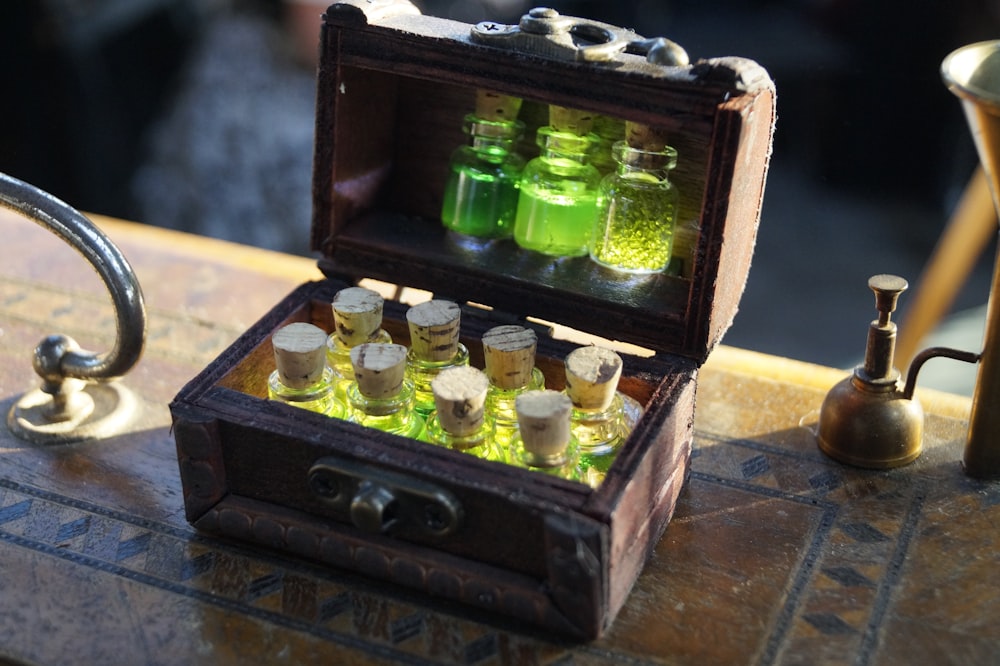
<box><xmin>0</xmin><ymin>208</ymin><xmax>995</xmax><ymax>664</ymax></box>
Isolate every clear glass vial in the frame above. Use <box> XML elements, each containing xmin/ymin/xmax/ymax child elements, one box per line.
<box><xmin>326</xmin><ymin>286</ymin><xmax>393</xmax><ymax>389</ymax></box>
<box><xmin>425</xmin><ymin>365</ymin><xmax>504</xmax><ymax>462</ymax></box>
<box><xmin>481</xmin><ymin>324</ymin><xmax>545</xmax><ymax>452</ymax></box>
<box><xmin>590</xmin><ymin>139</ymin><xmax>680</xmax><ymax>274</ymax></box>
<box><xmin>268</xmin><ymin>322</ymin><xmax>345</xmax><ymax>418</ymax></box>
<box><xmin>346</xmin><ymin>343</ymin><xmax>426</xmax><ymax>440</ymax></box>
<box><xmin>405</xmin><ymin>300</ymin><xmax>470</xmax><ymax>417</ymax></box>
<box><xmin>511</xmin><ymin>390</ymin><xmax>584</xmax><ymax>483</ymax></box>
<box><xmin>513</xmin><ymin>105</ymin><xmax>602</xmax><ymax>257</ymax></box>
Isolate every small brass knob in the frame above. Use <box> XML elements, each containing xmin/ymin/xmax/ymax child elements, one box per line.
<box><xmin>869</xmin><ymin>274</ymin><xmax>907</xmax><ymax>324</ymax></box>
<box><xmin>350</xmin><ymin>482</ymin><xmax>399</xmax><ymax>534</ymax></box>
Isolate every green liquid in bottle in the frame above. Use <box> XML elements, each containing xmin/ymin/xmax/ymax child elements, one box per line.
<box><xmin>268</xmin><ymin>367</ymin><xmax>346</xmax><ymax>419</ymax></box>
<box><xmin>575</xmin><ymin>392</ymin><xmax>643</xmax><ymax>487</ymax></box>
<box><xmin>441</xmin><ymin>157</ymin><xmax>522</xmax><ymax>239</ymax></box>
<box><xmin>426</xmin><ymin>414</ymin><xmax>506</xmax><ymax>462</ymax></box>
<box><xmin>513</xmin><ymin>127</ymin><xmax>601</xmax><ymax>257</ymax></box>
<box><xmin>346</xmin><ymin>381</ymin><xmax>427</xmax><ymax>441</ymax></box>
<box><xmin>514</xmin><ymin>183</ymin><xmax>598</xmax><ymax>257</ymax></box>
<box><xmin>441</xmin><ymin>115</ymin><xmax>525</xmax><ymax>240</ymax></box>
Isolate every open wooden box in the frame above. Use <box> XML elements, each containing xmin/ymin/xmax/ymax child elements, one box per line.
<box><xmin>170</xmin><ymin>1</ymin><xmax>775</xmax><ymax>639</ymax></box>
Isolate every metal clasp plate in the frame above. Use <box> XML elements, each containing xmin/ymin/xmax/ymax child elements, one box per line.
<box><xmin>308</xmin><ymin>457</ymin><xmax>464</xmax><ymax>539</ymax></box>
<box><xmin>471</xmin><ymin>7</ymin><xmax>688</xmax><ymax>66</ymax></box>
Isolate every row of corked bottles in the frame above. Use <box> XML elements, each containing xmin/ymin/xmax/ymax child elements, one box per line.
<box><xmin>266</xmin><ymin>286</ymin><xmax>642</xmax><ymax>488</ymax></box>
<box><xmin>440</xmin><ymin>89</ymin><xmax>681</xmax><ymax>275</ymax></box>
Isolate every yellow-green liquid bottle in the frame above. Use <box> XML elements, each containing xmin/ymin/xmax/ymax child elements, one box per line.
<box><xmin>405</xmin><ymin>300</ymin><xmax>470</xmax><ymax>417</ymax></box>
<box><xmin>564</xmin><ymin>346</ymin><xmax>642</xmax><ymax>487</ymax></box>
<box><xmin>268</xmin><ymin>322</ymin><xmax>346</xmax><ymax>418</ymax></box>
<box><xmin>346</xmin><ymin>343</ymin><xmax>426</xmax><ymax>440</ymax></box>
<box><xmin>481</xmin><ymin>324</ymin><xmax>545</xmax><ymax>453</ymax></box>
<box><xmin>590</xmin><ymin>136</ymin><xmax>679</xmax><ymax>274</ymax></box>
<box><xmin>326</xmin><ymin>286</ymin><xmax>393</xmax><ymax>400</ymax></box>
<box><xmin>511</xmin><ymin>390</ymin><xmax>585</xmax><ymax>483</ymax></box>
<box><xmin>425</xmin><ymin>365</ymin><xmax>505</xmax><ymax>462</ymax></box>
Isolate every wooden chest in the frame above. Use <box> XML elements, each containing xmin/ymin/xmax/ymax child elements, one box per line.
<box><xmin>170</xmin><ymin>1</ymin><xmax>775</xmax><ymax>639</ymax></box>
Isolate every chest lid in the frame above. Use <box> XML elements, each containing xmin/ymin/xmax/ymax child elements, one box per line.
<box><xmin>310</xmin><ymin>1</ymin><xmax>775</xmax><ymax>363</ymax></box>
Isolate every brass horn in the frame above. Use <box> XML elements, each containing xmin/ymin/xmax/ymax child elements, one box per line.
<box><xmin>942</xmin><ymin>40</ymin><xmax>1000</xmax><ymax>479</ymax></box>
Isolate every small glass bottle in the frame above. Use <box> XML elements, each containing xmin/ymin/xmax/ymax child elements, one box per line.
<box><xmin>590</xmin><ymin>122</ymin><xmax>680</xmax><ymax>274</ymax></box>
<box><xmin>345</xmin><ymin>343</ymin><xmax>426</xmax><ymax>440</ymax></box>
<box><xmin>481</xmin><ymin>324</ymin><xmax>545</xmax><ymax>452</ymax></box>
<box><xmin>425</xmin><ymin>365</ymin><xmax>504</xmax><ymax>461</ymax></box>
<box><xmin>513</xmin><ymin>105</ymin><xmax>602</xmax><ymax>257</ymax></box>
<box><xmin>405</xmin><ymin>300</ymin><xmax>470</xmax><ymax>417</ymax></box>
<box><xmin>441</xmin><ymin>90</ymin><xmax>525</xmax><ymax>242</ymax></box>
<box><xmin>511</xmin><ymin>390</ymin><xmax>584</xmax><ymax>483</ymax></box>
<box><xmin>268</xmin><ymin>322</ymin><xmax>345</xmax><ymax>418</ymax></box>
<box><xmin>564</xmin><ymin>346</ymin><xmax>643</xmax><ymax>487</ymax></box>
<box><xmin>326</xmin><ymin>286</ymin><xmax>394</xmax><ymax>396</ymax></box>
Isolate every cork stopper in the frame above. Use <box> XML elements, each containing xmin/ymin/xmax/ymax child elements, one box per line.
<box><xmin>272</xmin><ymin>322</ymin><xmax>329</xmax><ymax>389</ymax></box>
<box><xmin>406</xmin><ymin>300</ymin><xmax>462</xmax><ymax>362</ymax></box>
<box><xmin>475</xmin><ymin>89</ymin><xmax>522</xmax><ymax>122</ymax></box>
<box><xmin>516</xmin><ymin>390</ymin><xmax>573</xmax><ymax>461</ymax></box>
<box><xmin>350</xmin><ymin>343</ymin><xmax>408</xmax><ymax>399</ymax></box>
<box><xmin>549</xmin><ymin>105</ymin><xmax>595</xmax><ymax>135</ymax></box>
<box><xmin>432</xmin><ymin>366</ymin><xmax>489</xmax><ymax>436</ymax></box>
<box><xmin>564</xmin><ymin>346</ymin><xmax>624</xmax><ymax>411</ymax></box>
<box><xmin>482</xmin><ymin>325</ymin><xmax>538</xmax><ymax>390</ymax></box>
<box><xmin>332</xmin><ymin>287</ymin><xmax>385</xmax><ymax>347</ymax></box>
<box><xmin>625</xmin><ymin>121</ymin><xmax>669</xmax><ymax>151</ymax></box>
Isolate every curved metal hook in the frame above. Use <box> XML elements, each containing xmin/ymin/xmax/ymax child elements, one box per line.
<box><xmin>902</xmin><ymin>345</ymin><xmax>980</xmax><ymax>400</ymax></box>
<box><xmin>0</xmin><ymin>172</ymin><xmax>146</xmax><ymax>386</ymax></box>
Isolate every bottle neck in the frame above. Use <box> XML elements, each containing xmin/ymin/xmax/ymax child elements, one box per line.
<box><xmin>523</xmin><ymin>448</ymin><xmax>569</xmax><ymax>468</ymax></box>
<box><xmin>466</xmin><ymin>115</ymin><xmax>522</xmax><ymax>155</ymax></box>
<box><xmin>470</xmin><ymin>135</ymin><xmax>516</xmax><ymax>156</ymax></box>
<box><xmin>348</xmin><ymin>381</ymin><xmax>413</xmax><ymax>416</ymax></box>
<box><xmin>536</xmin><ymin>126</ymin><xmax>594</xmax><ymax>162</ymax></box>
<box><xmin>612</xmin><ymin>140</ymin><xmax>678</xmax><ymax>179</ymax></box>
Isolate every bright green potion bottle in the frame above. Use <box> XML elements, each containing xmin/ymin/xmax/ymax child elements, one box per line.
<box><xmin>441</xmin><ymin>90</ymin><xmax>525</xmax><ymax>242</ymax></box>
<box><xmin>426</xmin><ymin>365</ymin><xmax>504</xmax><ymax>462</ymax></box>
<box><xmin>590</xmin><ymin>122</ymin><xmax>680</xmax><ymax>274</ymax></box>
<box><xmin>405</xmin><ymin>300</ymin><xmax>470</xmax><ymax>417</ymax></box>
<box><xmin>326</xmin><ymin>286</ymin><xmax>393</xmax><ymax>400</ymax></box>
<box><xmin>481</xmin><ymin>324</ymin><xmax>545</xmax><ymax>454</ymax></box>
<box><xmin>346</xmin><ymin>343</ymin><xmax>426</xmax><ymax>440</ymax></box>
<box><xmin>513</xmin><ymin>105</ymin><xmax>602</xmax><ymax>257</ymax></box>
<box><xmin>268</xmin><ymin>322</ymin><xmax>346</xmax><ymax>418</ymax></box>
<box><xmin>564</xmin><ymin>345</ymin><xmax>642</xmax><ymax>487</ymax></box>
<box><xmin>511</xmin><ymin>390</ymin><xmax>584</xmax><ymax>483</ymax></box>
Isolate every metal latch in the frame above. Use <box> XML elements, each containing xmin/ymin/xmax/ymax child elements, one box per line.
<box><xmin>471</xmin><ymin>7</ymin><xmax>688</xmax><ymax>66</ymax></box>
<box><xmin>308</xmin><ymin>456</ymin><xmax>464</xmax><ymax>539</ymax></box>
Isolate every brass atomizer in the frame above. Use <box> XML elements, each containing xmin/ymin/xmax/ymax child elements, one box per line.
<box><xmin>817</xmin><ymin>275</ymin><xmax>978</xmax><ymax>468</ymax></box>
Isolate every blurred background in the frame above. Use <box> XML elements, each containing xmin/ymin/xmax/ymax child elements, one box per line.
<box><xmin>2</xmin><ymin>0</ymin><xmax>998</xmax><ymax>394</ymax></box>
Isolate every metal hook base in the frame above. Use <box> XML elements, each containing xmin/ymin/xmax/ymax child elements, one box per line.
<box><xmin>6</xmin><ymin>382</ymin><xmax>139</xmax><ymax>445</ymax></box>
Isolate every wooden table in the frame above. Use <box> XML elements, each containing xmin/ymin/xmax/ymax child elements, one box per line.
<box><xmin>0</xmin><ymin>207</ymin><xmax>995</xmax><ymax>665</ymax></box>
